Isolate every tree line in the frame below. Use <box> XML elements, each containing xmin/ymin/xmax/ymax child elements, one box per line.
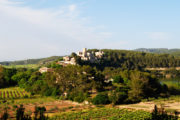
<box><xmin>0</xmin><ymin>64</ymin><xmax>169</xmax><ymax>105</ymax></box>
<box><xmin>80</xmin><ymin>49</ymin><xmax>180</xmax><ymax>70</ymax></box>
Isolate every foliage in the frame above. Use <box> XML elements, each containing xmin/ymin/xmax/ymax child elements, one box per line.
<box><xmin>0</xmin><ymin>107</ymin><xmax>8</xmax><ymax>120</ymax></box>
<box><xmin>128</xmin><ymin>71</ymin><xmax>162</xmax><ymax>101</ymax></box>
<box><xmin>109</xmin><ymin>91</ymin><xmax>128</xmax><ymax>105</ymax></box>
<box><xmin>0</xmin><ymin>87</ymin><xmax>30</xmax><ymax>99</ymax></box>
<box><xmin>0</xmin><ymin>66</ymin><xmax>17</xmax><ymax>88</ymax></box>
<box><xmin>112</xmin><ymin>75</ymin><xmax>124</xmax><ymax>84</ymax></box>
<box><xmin>49</xmin><ymin>107</ymin><xmax>177</xmax><ymax>120</ymax></box>
<box><xmin>16</xmin><ymin>105</ymin><xmax>31</xmax><ymax>120</ymax></box>
<box><xmin>67</xmin><ymin>91</ymin><xmax>89</xmax><ymax>103</ymax></box>
<box><xmin>135</xmin><ymin>48</ymin><xmax>180</xmax><ymax>57</ymax></box>
<box><xmin>0</xmin><ymin>56</ymin><xmax>61</xmax><ymax>66</ymax></box>
<box><xmin>34</xmin><ymin>106</ymin><xmax>48</xmax><ymax>120</ymax></box>
<box><xmin>82</xmin><ymin>49</ymin><xmax>180</xmax><ymax>70</ymax></box>
<box><xmin>151</xmin><ymin>105</ymin><xmax>178</xmax><ymax>120</ymax></box>
<box><xmin>92</xmin><ymin>93</ymin><xmax>110</xmax><ymax>105</ymax></box>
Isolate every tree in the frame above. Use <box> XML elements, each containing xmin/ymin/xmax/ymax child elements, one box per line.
<box><xmin>34</xmin><ymin>106</ymin><xmax>47</xmax><ymax>120</ymax></box>
<box><xmin>128</xmin><ymin>71</ymin><xmax>161</xmax><ymax>102</ymax></box>
<box><xmin>112</xmin><ymin>75</ymin><xmax>124</xmax><ymax>84</ymax></box>
<box><xmin>1</xmin><ymin>107</ymin><xmax>8</xmax><ymax>120</ymax></box>
<box><xmin>92</xmin><ymin>93</ymin><xmax>110</xmax><ymax>105</ymax></box>
<box><xmin>16</xmin><ymin>105</ymin><xmax>31</xmax><ymax>120</ymax></box>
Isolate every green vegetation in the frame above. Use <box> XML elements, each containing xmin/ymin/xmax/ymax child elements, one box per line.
<box><xmin>14</xmin><ymin>65</ymin><xmax>166</xmax><ymax>105</ymax></box>
<box><xmin>92</xmin><ymin>93</ymin><xmax>110</xmax><ymax>105</ymax></box>
<box><xmin>3</xmin><ymin>64</ymin><xmax>40</xmax><ymax>69</ymax></box>
<box><xmin>82</xmin><ymin>49</ymin><xmax>180</xmax><ymax>70</ymax></box>
<box><xmin>0</xmin><ymin>56</ymin><xmax>61</xmax><ymax>66</ymax></box>
<box><xmin>161</xmin><ymin>79</ymin><xmax>180</xmax><ymax>89</ymax></box>
<box><xmin>1</xmin><ymin>105</ymin><xmax>48</xmax><ymax>120</ymax></box>
<box><xmin>49</xmin><ymin>107</ymin><xmax>178</xmax><ymax>120</ymax></box>
<box><xmin>0</xmin><ymin>96</ymin><xmax>56</xmax><ymax>107</ymax></box>
<box><xmin>0</xmin><ymin>87</ymin><xmax>30</xmax><ymax>99</ymax></box>
<box><xmin>1</xmin><ymin>105</ymin><xmax>178</xmax><ymax>120</ymax></box>
<box><xmin>50</xmin><ymin>108</ymin><xmax>151</xmax><ymax>120</ymax></box>
<box><xmin>0</xmin><ymin>49</ymin><xmax>180</xmax><ymax>119</ymax></box>
<box><xmin>135</xmin><ymin>48</ymin><xmax>180</xmax><ymax>57</ymax></box>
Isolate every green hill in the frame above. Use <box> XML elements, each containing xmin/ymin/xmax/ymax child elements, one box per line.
<box><xmin>0</xmin><ymin>56</ymin><xmax>61</xmax><ymax>66</ymax></box>
<box><xmin>85</xmin><ymin>49</ymin><xmax>180</xmax><ymax>70</ymax></box>
<box><xmin>135</xmin><ymin>48</ymin><xmax>180</xmax><ymax>57</ymax></box>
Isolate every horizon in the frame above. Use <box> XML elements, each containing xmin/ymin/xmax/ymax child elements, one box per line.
<box><xmin>1</xmin><ymin>0</ymin><xmax>180</xmax><ymax>61</ymax></box>
<box><xmin>1</xmin><ymin>47</ymin><xmax>180</xmax><ymax>62</ymax></box>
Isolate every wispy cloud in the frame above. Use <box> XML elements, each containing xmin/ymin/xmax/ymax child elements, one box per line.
<box><xmin>69</xmin><ymin>4</ymin><xmax>76</xmax><ymax>12</ymax></box>
<box><xmin>0</xmin><ymin>0</ymin><xmax>113</xmax><ymax>61</ymax></box>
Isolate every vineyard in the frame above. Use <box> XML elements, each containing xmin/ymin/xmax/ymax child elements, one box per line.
<box><xmin>0</xmin><ymin>87</ymin><xmax>30</xmax><ymax>99</ymax></box>
<box><xmin>50</xmin><ymin>108</ymin><xmax>152</xmax><ymax>120</ymax></box>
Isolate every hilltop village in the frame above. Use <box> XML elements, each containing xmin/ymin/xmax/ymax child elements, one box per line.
<box><xmin>58</xmin><ymin>48</ymin><xmax>104</xmax><ymax>65</ymax></box>
<box><xmin>39</xmin><ymin>48</ymin><xmax>104</xmax><ymax>73</ymax></box>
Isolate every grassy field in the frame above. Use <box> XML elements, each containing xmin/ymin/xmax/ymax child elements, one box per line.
<box><xmin>161</xmin><ymin>78</ymin><xmax>180</xmax><ymax>89</ymax></box>
<box><xmin>3</xmin><ymin>64</ymin><xmax>40</xmax><ymax>69</ymax></box>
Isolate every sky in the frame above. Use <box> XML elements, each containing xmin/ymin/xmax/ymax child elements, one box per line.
<box><xmin>0</xmin><ymin>0</ymin><xmax>180</xmax><ymax>61</ymax></box>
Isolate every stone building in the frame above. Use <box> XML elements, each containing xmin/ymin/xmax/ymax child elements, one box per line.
<box><xmin>58</xmin><ymin>48</ymin><xmax>104</xmax><ymax>65</ymax></box>
<box><xmin>39</xmin><ymin>67</ymin><xmax>53</xmax><ymax>73</ymax></box>
<box><xmin>77</xmin><ymin>48</ymin><xmax>104</xmax><ymax>63</ymax></box>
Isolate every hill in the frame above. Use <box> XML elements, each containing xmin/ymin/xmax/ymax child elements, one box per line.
<box><xmin>0</xmin><ymin>56</ymin><xmax>61</xmax><ymax>66</ymax></box>
<box><xmin>134</xmin><ymin>48</ymin><xmax>180</xmax><ymax>57</ymax></box>
<box><xmin>85</xmin><ymin>49</ymin><xmax>180</xmax><ymax>70</ymax></box>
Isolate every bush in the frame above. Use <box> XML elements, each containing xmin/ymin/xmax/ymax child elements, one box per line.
<box><xmin>74</xmin><ymin>96</ymin><xmax>85</xmax><ymax>103</ymax></box>
<box><xmin>23</xmin><ymin>95</ymin><xmax>29</xmax><ymax>98</ymax></box>
<box><xmin>109</xmin><ymin>91</ymin><xmax>128</xmax><ymax>105</ymax></box>
<box><xmin>43</xmin><ymin>88</ymin><xmax>53</xmax><ymax>96</ymax></box>
<box><xmin>92</xmin><ymin>93</ymin><xmax>110</xmax><ymax>105</ymax></box>
<box><xmin>112</xmin><ymin>75</ymin><xmax>124</xmax><ymax>84</ymax></box>
<box><xmin>67</xmin><ymin>91</ymin><xmax>89</xmax><ymax>103</ymax></box>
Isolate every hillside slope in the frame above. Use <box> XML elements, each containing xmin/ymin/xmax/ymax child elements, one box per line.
<box><xmin>86</xmin><ymin>49</ymin><xmax>180</xmax><ymax>70</ymax></box>
<box><xmin>0</xmin><ymin>56</ymin><xmax>61</xmax><ymax>66</ymax></box>
<box><xmin>135</xmin><ymin>48</ymin><xmax>180</xmax><ymax>57</ymax></box>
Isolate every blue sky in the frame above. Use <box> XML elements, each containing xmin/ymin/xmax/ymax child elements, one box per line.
<box><xmin>0</xmin><ymin>0</ymin><xmax>180</xmax><ymax>61</ymax></box>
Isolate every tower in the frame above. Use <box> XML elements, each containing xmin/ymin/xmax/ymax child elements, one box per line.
<box><xmin>83</xmin><ymin>48</ymin><xmax>87</xmax><ymax>57</ymax></box>
<box><xmin>83</xmin><ymin>48</ymin><xmax>87</xmax><ymax>53</ymax></box>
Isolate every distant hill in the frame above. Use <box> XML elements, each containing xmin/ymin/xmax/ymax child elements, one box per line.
<box><xmin>80</xmin><ymin>49</ymin><xmax>180</xmax><ymax>70</ymax></box>
<box><xmin>0</xmin><ymin>56</ymin><xmax>62</xmax><ymax>66</ymax></box>
<box><xmin>134</xmin><ymin>48</ymin><xmax>180</xmax><ymax>57</ymax></box>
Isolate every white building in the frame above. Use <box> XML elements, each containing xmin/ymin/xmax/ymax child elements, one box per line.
<box><xmin>76</xmin><ymin>48</ymin><xmax>104</xmax><ymax>62</ymax></box>
<box><xmin>59</xmin><ymin>48</ymin><xmax>104</xmax><ymax>65</ymax></box>
<box><xmin>39</xmin><ymin>67</ymin><xmax>53</xmax><ymax>73</ymax></box>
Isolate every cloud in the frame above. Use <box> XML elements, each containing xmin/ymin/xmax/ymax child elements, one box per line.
<box><xmin>69</xmin><ymin>4</ymin><xmax>76</xmax><ymax>12</ymax></box>
<box><xmin>0</xmin><ymin>0</ymin><xmax>114</xmax><ymax>61</ymax></box>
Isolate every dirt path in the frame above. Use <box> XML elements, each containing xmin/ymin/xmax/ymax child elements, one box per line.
<box><xmin>117</xmin><ymin>101</ymin><xmax>180</xmax><ymax>112</ymax></box>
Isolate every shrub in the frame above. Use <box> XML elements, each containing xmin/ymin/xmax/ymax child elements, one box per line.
<box><xmin>112</xmin><ymin>75</ymin><xmax>124</xmax><ymax>84</ymax></box>
<box><xmin>92</xmin><ymin>93</ymin><xmax>110</xmax><ymax>105</ymax></box>
<box><xmin>43</xmin><ymin>88</ymin><xmax>53</xmax><ymax>96</ymax></box>
<box><xmin>23</xmin><ymin>95</ymin><xmax>29</xmax><ymax>98</ymax></box>
<box><xmin>74</xmin><ymin>96</ymin><xmax>84</xmax><ymax>103</ymax></box>
<box><xmin>67</xmin><ymin>91</ymin><xmax>89</xmax><ymax>103</ymax></box>
<box><xmin>109</xmin><ymin>91</ymin><xmax>128</xmax><ymax>105</ymax></box>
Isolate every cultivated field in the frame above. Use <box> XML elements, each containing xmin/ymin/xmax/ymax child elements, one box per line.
<box><xmin>0</xmin><ymin>87</ymin><xmax>30</xmax><ymax>99</ymax></box>
<box><xmin>50</xmin><ymin>108</ymin><xmax>152</xmax><ymax>120</ymax></box>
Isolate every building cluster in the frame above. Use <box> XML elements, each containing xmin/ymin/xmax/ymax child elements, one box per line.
<box><xmin>59</xmin><ymin>48</ymin><xmax>104</xmax><ymax>66</ymax></box>
<box><xmin>39</xmin><ymin>67</ymin><xmax>53</xmax><ymax>73</ymax></box>
<box><xmin>39</xmin><ymin>48</ymin><xmax>104</xmax><ymax>72</ymax></box>
<box><xmin>58</xmin><ymin>56</ymin><xmax>76</xmax><ymax>65</ymax></box>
